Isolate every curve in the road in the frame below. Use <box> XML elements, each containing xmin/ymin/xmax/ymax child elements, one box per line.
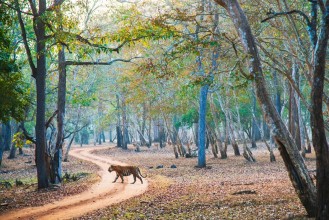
<box><xmin>0</xmin><ymin>146</ymin><xmax>148</xmax><ymax>220</ymax></box>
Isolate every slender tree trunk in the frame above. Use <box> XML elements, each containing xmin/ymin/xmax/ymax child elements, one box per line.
<box><xmin>288</xmin><ymin>62</ymin><xmax>301</xmax><ymax>150</ymax></box>
<box><xmin>193</xmin><ymin>122</ymin><xmax>199</xmax><ymax>147</ymax></box>
<box><xmin>147</xmin><ymin>117</ymin><xmax>152</xmax><ymax>147</ymax></box>
<box><xmin>273</xmin><ymin>71</ymin><xmax>282</xmax><ymax>114</ymax></box>
<box><xmin>116</xmin><ymin>94</ymin><xmax>122</xmax><ymax>148</ymax></box>
<box><xmin>3</xmin><ymin>122</ymin><xmax>11</xmax><ymax>151</ymax></box>
<box><xmin>251</xmin><ymin>90</ymin><xmax>259</xmax><ymax>148</ymax></box>
<box><xmin>216</xmin><ymin>92</ymin><xmax>240</xmax><ymax>156</ymax></box>
<box><xmin>122</xmin><ymin>96</ymin><xmax>128</xmax><ymax>150</ymax></box>
<box><xmin>162</xmin><ymin>113</ymin><xmax>178</xmax><ymax>158</ymax></box>
<box><xmin>310</xmin><ymin>3</ymin><xmax>329</xmax><ymax>217</ymax></box>
<box><xmin>227</xmin><ymin>111</ymin><xmax>240</xmax><ymax>156</ymax></box>
<box><xmin>35</xmin><ymin>8</ymin><xmax>49</xmax><ymax>189</ymax></box>
<box><xmin>297</xmin><ymin>96</ymin><xmax>306</xmax><ymax>158</ymax></box>
<box><xmin>0</xmin><ymin>129</ymin><xmax>4</xmax><ymax>166</ymax></box>
<box><xmin>141</xmin><ymin>103</ymin><xmax>147</xmax><ymax>145</ymax></box>
<box><xmin>109</xmin><ymin>125</ymin><xmax>113</xmax><ymax>143</ymax></box>
<box><xmin>52</xmin><ymin>43</ymin><xmax>66</xmax><ymax>184</ymax></box>
<box><xmin>8</xmin><ymin>143</ymin><xmax>16</xmax><ymax>159</ymax></box>
<box><xmin>64</xmin><ymin>134</ymin><xmax>75</xmax><ymax>162</ymax></box>
<box><xmin>304</xmin><ymin>123</ymin><xmax>312</xmax><ymax>153</ymax></box>
<box><xmin>209</xmin><ymin>94</ymin><xmax>227</xmax><ymax>159</ymax></box>
<box><xmin>252</xmin><ymin>111</ymin><xmax>276</xmax><ymax>162</ymax></box>
<box><xmin>198</xmin><ymin>85</ymin><xmax>208</xmax><ymax>167</ymax></box>
<box><xmin>207</xmin><ymin>127</ymin><xmax>218</xmax><ymax>158</ymax></box>
<box><xmin>234</xmin><ymin>91</ymin><xmax>256</xmax><ymax>162</ymax></box>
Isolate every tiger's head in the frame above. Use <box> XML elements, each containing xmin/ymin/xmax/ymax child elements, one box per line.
<box><xmin>108</xmin><ymin>165</ymin><xmax>114</xmax><ymax>173</ymax></box>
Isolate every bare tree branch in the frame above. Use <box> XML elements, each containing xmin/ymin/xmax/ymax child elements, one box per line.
<box><xmin>0</xmin><ymin>0</ymin><xmax>34</xmax><ymax>15</ymax></box>
<box><xmin>45</xmin><ymin>110</ymin><xmax>59</xmax><ymax>128</ymax></box>
<box><xmin>14</xmin><ymin>0</ymin><xmax>37</xmax><ymax>78</ymax></box>
<box><xmin>65</xmin><ymin>57</ymin><xmax>143</xmax><ymax>66</ymax></box>
<box><xmin>19</xmin><ymin>122</ymin><xmax>36</xmax><ymax>144</ymax></box>
<box><xmin>261</xmin><ymin>10</ymin><xmax>311</xmax><ymax>27</ymax></box>
<box><xmin>64</xmin><ymin>123</ymin><xmax>89</xmax><ymax>139</ymax></box>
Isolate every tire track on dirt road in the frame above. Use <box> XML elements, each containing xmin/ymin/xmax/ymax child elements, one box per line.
<box><xmin>0</xmin><ymin>146</ymin><xmax>148</xmax><ymax>220</ymax></box>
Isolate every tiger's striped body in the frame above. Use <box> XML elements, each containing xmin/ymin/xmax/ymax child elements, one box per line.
<box><xmin>108</xmin><ymin>165</ymin><xmax>147</xmax><ymax>184</ymax></box>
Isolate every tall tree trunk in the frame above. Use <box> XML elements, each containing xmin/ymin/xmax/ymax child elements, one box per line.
<box><xmin>64</xmin><ymin>134</ymin><xmax>75</xmax><ymax>162</ymax></box>
<box><xmin>147</xmin><ymin>117</ymin><xmax>152</xmax><ymax>147</ymax></box>
<box><xmin>252</xmin><ymin>111</ymin><xmax>276</xmax><ymax>162</ymax></box>
<box><xmin>288</xmin><ymin>62</ymin><xmax>301</xmax><ymax>150</ymax></box>
<box><xmin>214</xmin><ymin>0</ymin><xmax>316</xmax><ymax>215</ymax></box>
<box><xmin>33</xmin><ymin>0</ymin><xmax>49</xmax><ymax>189</ymax></box>
<box><xmin>52</xmin><ymin>42</ymin><xmax>66</xmax><ymax>184</ymax></box>
<box><xmin>273</xmin><ymin>71</ymin><xmax>282</xmax><ymax>114</ymax></box>
<box><xmin>193</xmin><ymin>122</ymin><xmax>199</xmax><ymax>147</ymax></box>
<box><xmin>234</xmin><ymin>91</ymin><xmax>256</xmax><ymax>162</ymax></box>
<box><xmin>162</xmin><ymin>113</ymin><xmax>178</xmax><ymax>158</ymax></box>
<box><xmin>297</xmin><ymin>94</ymin><xmax>306</xmax><ymax>158</ymax></box>
<box><xmin>209</xmin><ymin>94</ymin><xmax>227</xmax><ymax>159</ymax></box>
<box><xmin>116</xmin><ymin>94</ymin><xmax>122</xmax><ymax>148</ymax></box>
<box><xmin>3</xmin><ymin>121</ymin><xmax>11</xmax><ymax>151</ymax></box>
<box><xmin>251</xmin><ymin>91</ymin><xmax>259</xmax><ymax>148</ymax></box>
<box><xmin>227</xmin><ymin>111</ymin><xmax>240</xmax><ymax>156</ymax></box>
<box><xmin>0</xmin><ymin>127</ymin><xmax>4</xmax><ymax>166</ymax></box>
<box><xmin>140</xmin><ymin>102</ymin><xmax>147</xmax><ymax>146</ymax></box>
<box><xmin>304</xmin><ymin>123</ymin><xmax>312</xmax><ymax>153</ymax></box>
<box><xmin>216</xmin><ymin>92</ymin><xmax>240</xmax><ymax>156</ymax></box>
<box><xmin>109</xmin><ymin>125</ymin><xmax>113</xmax><ymax>143</ymax></box>
<box><xmin>310</xmin><ymin>2</ymin><xmax>329</xmax><ymax>217</ymax></box>
<box><xmin>198</xmin><ymin>85</ymin><xmax>209</xmax><ymax>167</ymax></box>
<box><xmin>153</xmin><ymin>119</ymin><xmax>159</xmax><ymax>142</ymax></box>
<box><xmin>122</xmin><ymin>95</ymin><xmax>128</xmax><ymax>150</ymax></box>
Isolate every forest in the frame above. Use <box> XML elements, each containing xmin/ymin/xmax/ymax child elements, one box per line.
<box><xmin>0</xmin><ymin>0</ymin><xmax>329</xmax><ymax>219</ymax></box>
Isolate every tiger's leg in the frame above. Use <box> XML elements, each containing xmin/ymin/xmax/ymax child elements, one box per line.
<box><xmin>113</xmin><ymin>174</ymin><xmax>119</xmax><ymax>183</ymax></box>
<box><xmin>119</xmin><ymin>174</ymin><xmax>124</xmax><ymax>183</ymax></box>
<box><xmin>137</xmin><ymin>175</ymin><xmax>143</xmax><ymax>184</ymax></box>
<box><xmin>131</xmin><ymin>175</ymin><xmax>137</xmax><ymax>184</ymax></box>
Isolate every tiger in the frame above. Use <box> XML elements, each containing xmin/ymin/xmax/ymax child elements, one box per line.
<box><xmin>108</xmin><ymin>165</ymin><xmax>147</xmax><ymax>184</ymax></box>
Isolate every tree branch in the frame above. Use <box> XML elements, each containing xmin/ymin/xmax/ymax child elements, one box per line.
<box><xmin>27</xmin><ymin>0</ymin><xmax>37</xmax><ymax>16</ymax></box>
<box><xmin>14</xmin><ymin>0</ymin><xmax>37</xmax><ymax>78</ymax></box>
<box><xmin>46</xmin><ymin>0</ymin><xmax>66</xmax><ymax>12</ymax></box>
<box><xmin>45</xmin><ymin>110</ymin><xmax>59</xmax><ymax>128</ymax></box>
<box><xmin>64</xmin><ymin>123</ymin><xmax>89</xmax><ymax>139</ymax></box>
<box><xmin>0</xmin><ymin>0</ymin><xmax>34</xmax><ymax>15</ymax></box>
<box><xmin>70</xmin><ymin>32</ymin><xmax>146</xmax><ymax>53</ymax></box>
<box><xmin>65</xmin><ymin>57</ymin><xmax>142</xmax><ymax>66</ymax></box>
<box><xmin>261</xmin><ymin>10</ymin><xmax>311</xmax><ymax>27</ymax></box>
<box><xmin>317</xmin><ymin>0</ymin><xmax>325</xmax><ymax>13</ymax></box>
<box><xmin>19</xmin><ymin>122</ymin><xmax>36</xmax><ymax>144</ymax></box>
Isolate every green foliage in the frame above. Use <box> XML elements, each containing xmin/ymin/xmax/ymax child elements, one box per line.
<box><xmin>175</xmin><ymin>108</ymin><xmax>198</xmax><ymax>129</ymax></box>
<box><xmin>12</xmin><ymin>132</ymin><xmax>25</xmax><ymax>149</ymax></box>
<box><xmin>0</xmin><ymin>5</ymin><xmax>30</xmax><ymax>122</ymax></box>
<box><xmin>111</xmin><ymin>6</ymin><xmax>178</xmax><ymax>46</ymax></box>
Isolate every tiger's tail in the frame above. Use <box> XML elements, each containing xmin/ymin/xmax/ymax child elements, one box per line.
<box><xmin>138</xmin><ymin>168</ymin><xmax>147</xmax><ymax>178</ymax></box>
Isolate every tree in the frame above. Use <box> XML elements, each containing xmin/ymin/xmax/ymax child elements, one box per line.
<box><xmin>214</xmin><ymin>0</ymin><xmax>329</xmax><ymax>218</ymax></box>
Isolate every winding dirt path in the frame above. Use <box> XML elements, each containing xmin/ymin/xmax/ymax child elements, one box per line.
<box><xmin>0</xmin><ymin>146</ymin><xmax>148</xmax><ymax>220</ymax></box>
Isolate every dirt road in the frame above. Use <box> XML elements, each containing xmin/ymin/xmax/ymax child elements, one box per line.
<box><xmin>0</xmin><ymin>146</ymin><xmax>148</xmax><ymax>220</ymax></box>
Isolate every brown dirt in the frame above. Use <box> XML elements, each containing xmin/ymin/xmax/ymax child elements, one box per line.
<box><xmin>0</xmin><ymin>145</ymin><xmax>148</xmax><ymax>220</ymax></box>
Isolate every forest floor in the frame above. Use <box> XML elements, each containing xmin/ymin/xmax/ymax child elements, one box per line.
<box><xmin>0</xmin><ymin>142</ymin><xmax>316</xmax><ymax>219</ymax></box>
